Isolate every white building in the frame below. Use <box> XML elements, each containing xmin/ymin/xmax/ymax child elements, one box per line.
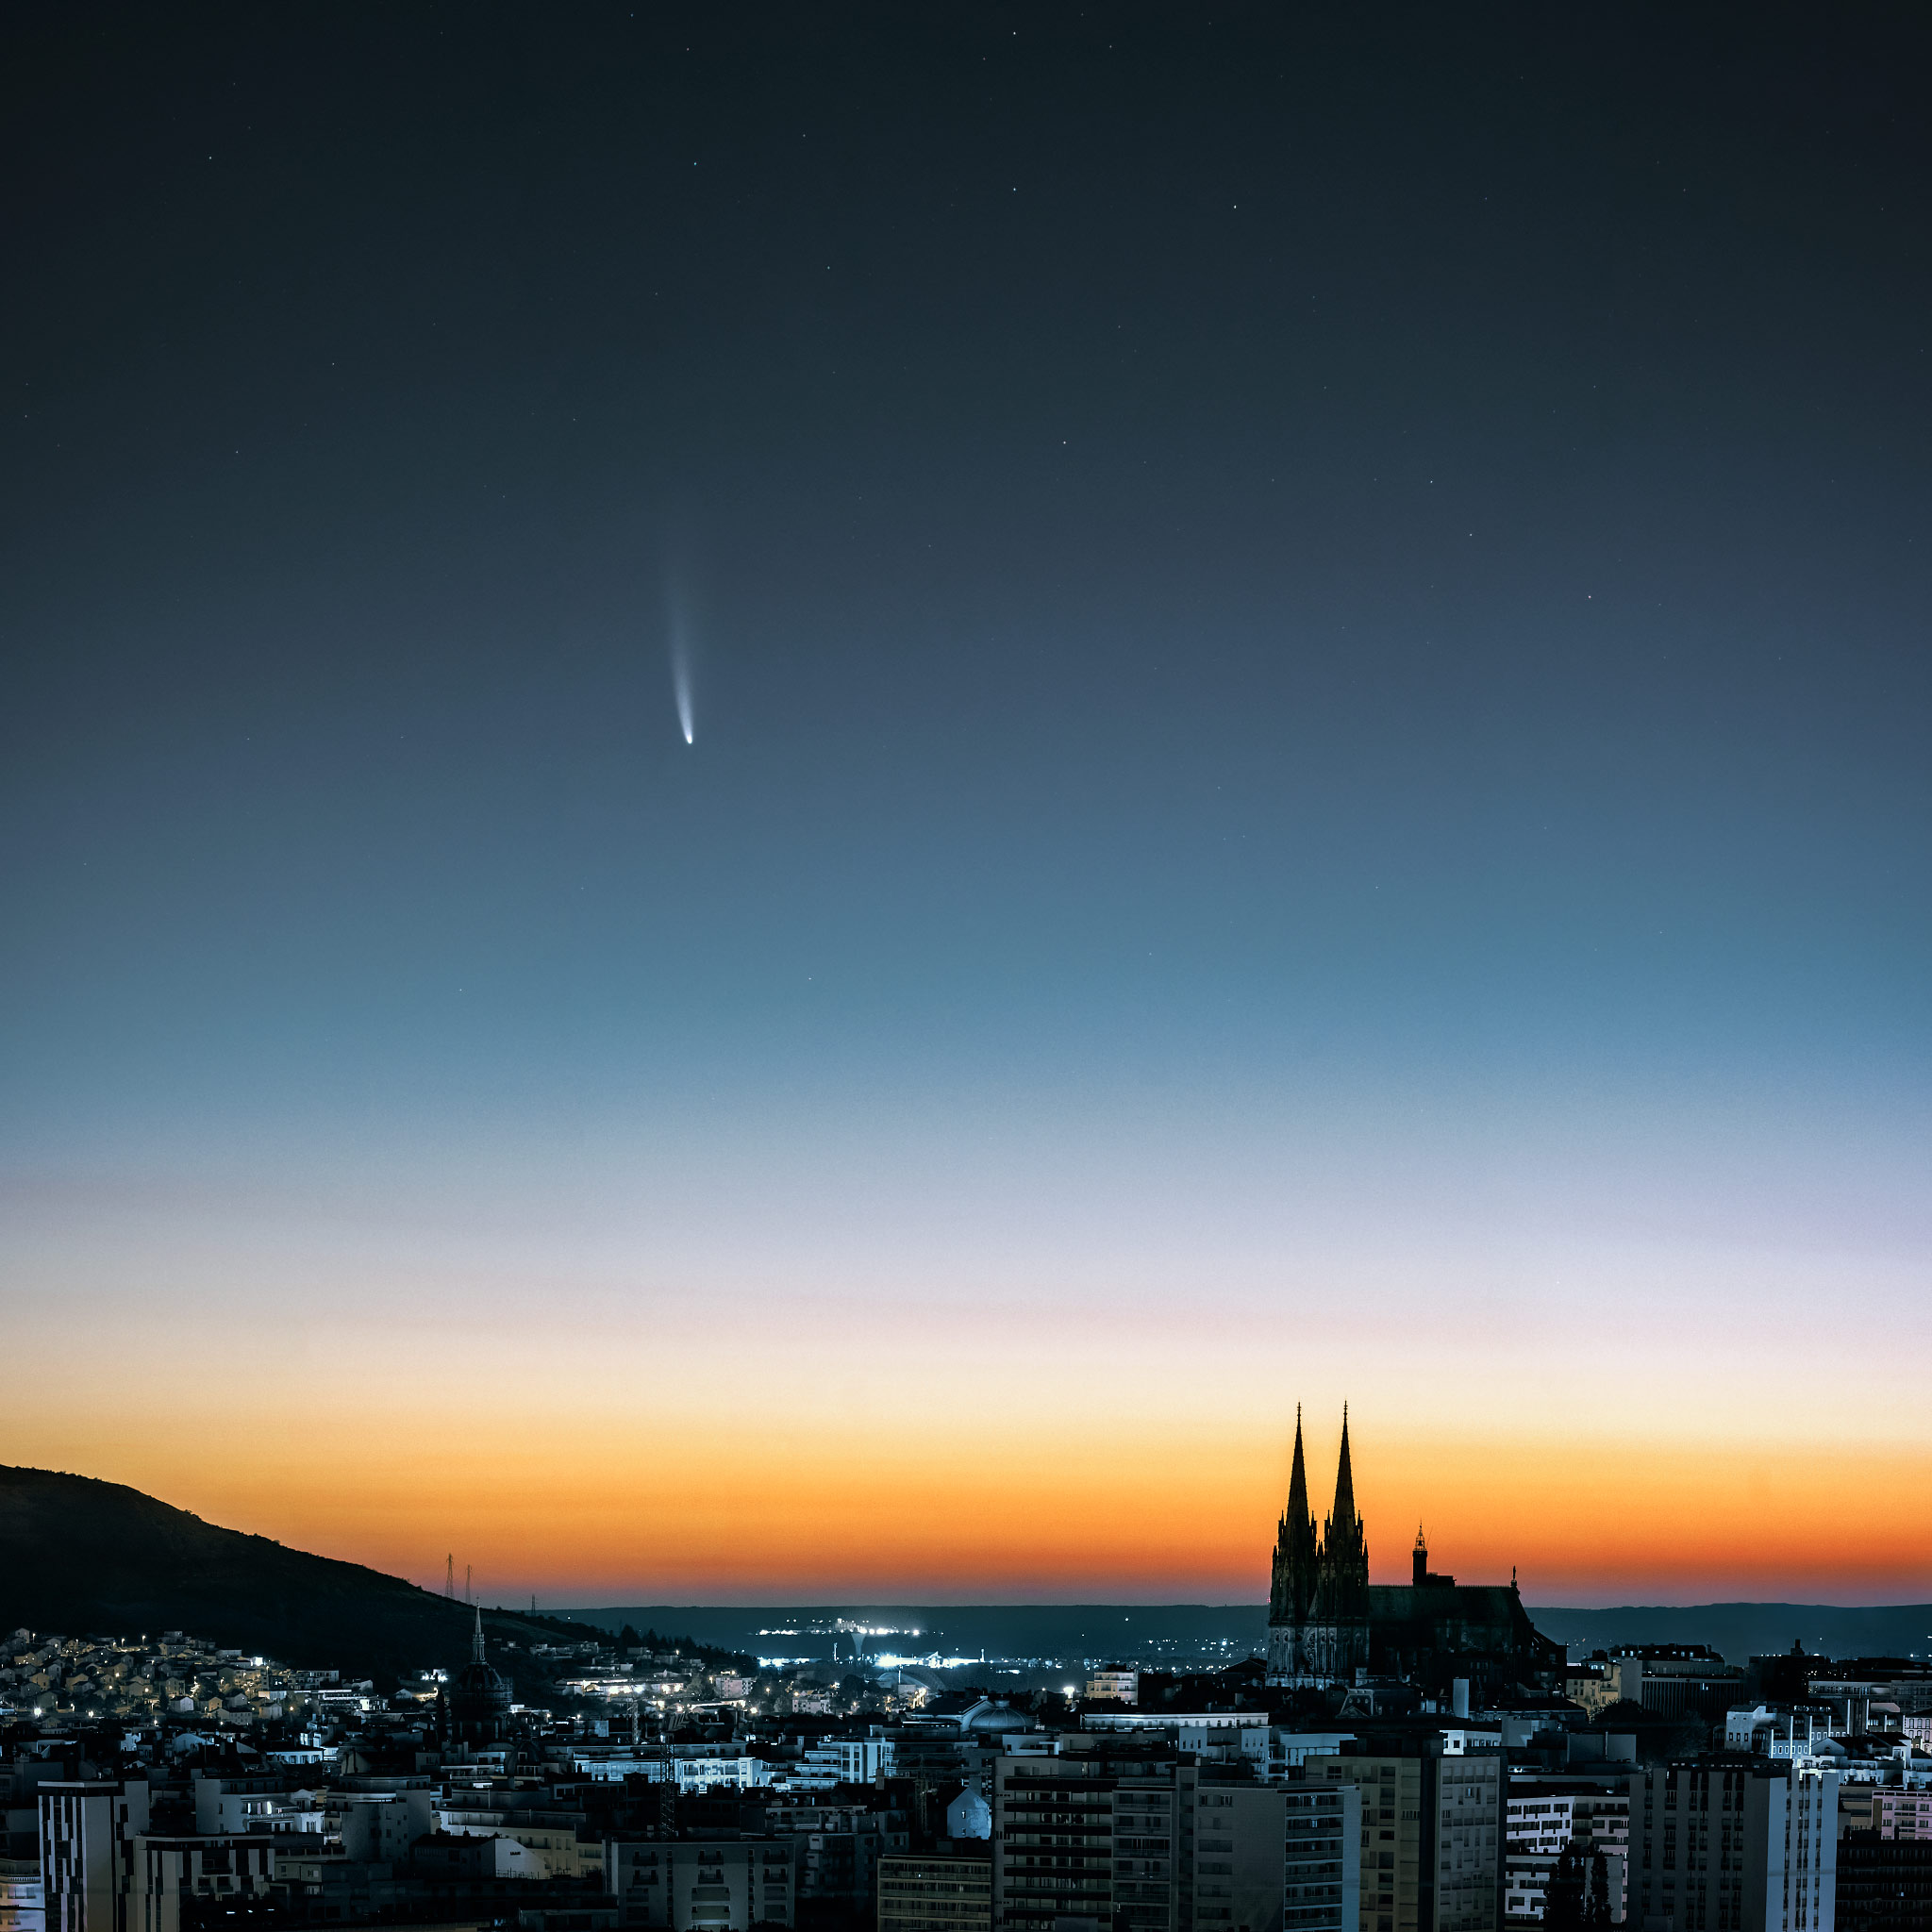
<box><xmin>672</xmin><ymin>1753</ymin><xmax>774</xmax><ymax>1794</ymax></box>
<box><xmin>1243</xmin><ymin>1728</ymin><xmax>1357</xmax><ymax>1783</ymax></box>
<box><xmin>945</xmin><ymin>1787</ymin><xmax>991</xmax><ymax>1840</ymax></box>
<box><xmin>1081</xmin><ymin>1709</ymin><xmax>1269</xmax><ymax>1739</ymax></box>
<box><xmin>1871</xmin><ymin>1790</ymin><xmax>1932</xmax><ymax>1840</ymax></box>
<box><xmin>191</xmin><ymin>1778</ymin><xmax>324</xmax><ymax>1839</ymax></box>
<box><xmin>1504</xmin><ymin>1779</ymin><xmax>1629</xmax><ymax>1923</ymax></box>
<box><xmin>1724</xmin><ymin>1707</ymin><xmax>1836</xmax><ymax>1762</ymax></box>
<box><xmin>38</xmin><ymin>1779</ymin><xmax>150</xmax><ymax>1922</ymax></box>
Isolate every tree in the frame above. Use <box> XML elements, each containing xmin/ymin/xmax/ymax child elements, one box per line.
<box><xmin>1544</xmin><ymin>1842</ymin><xmax>1586</xmax><ymax>1932</ymax></box>
<box><xmin>1584</xmin><ymin>1845</ymin><xmax>1611</xmax><ymax>1928</ymax></box>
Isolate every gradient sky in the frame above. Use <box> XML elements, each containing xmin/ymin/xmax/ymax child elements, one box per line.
<box><xmin>4</xmin><ymin>4</ymin><xmax>1930</xmax><ymax>1607</ymax></box>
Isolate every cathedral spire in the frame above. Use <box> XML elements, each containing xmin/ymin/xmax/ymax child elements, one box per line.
<box><xmin>472</xmin><ymin>1607</ymin><xmax>486</xmax><ymax>1665</ymax></box>
<box><xmin>1331</xmin><ymin>1402</ymin><xmax>1357</xmax><ymax>1529</ymax></box>
<box><xmin>1270</xmin><ymin>1403</ymin><xmax>1320</xmax><ymax>1630</ymax></box>
<box><xmin>1285</xmin><ymin>1404</ymin><xmax>1309</xmax><ymax>1524</ymax></box>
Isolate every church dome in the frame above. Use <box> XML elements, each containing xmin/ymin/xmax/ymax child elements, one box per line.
<box><xmin>452</xmin><ymin>1657</ymin><xmax>510</xmax><ymax>1703</ymax></box>
<box><xmin>447</xmin><ymin>1611</ymin><xmax>512</xmax><ymax>1744</ymax></box>
<box><xmin>963</xmin><ymin>1698</ymin><xmax>1029</xmax><ymax>1735</ymax></box>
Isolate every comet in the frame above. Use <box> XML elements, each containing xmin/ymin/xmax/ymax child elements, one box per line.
<box><xmin>669</xmin><ymin>608</ymin><xmax>695</xmax><ymax>744</ymax></box>
<box><xmin>675</xmin><ymin>658</ymin><xmax>694</xmax><ymax>743</ymax></box>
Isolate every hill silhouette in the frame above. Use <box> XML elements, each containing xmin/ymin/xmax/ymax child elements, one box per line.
<box><xmin>0</xmin><ymin>1465</ymin><xmax>603</xmax><ymax>1684</ymax></box>
<box><xmin>1525</xmin><ymin>1601</ymin><xmax>1932</xmax><ymax>1665</ymax></box>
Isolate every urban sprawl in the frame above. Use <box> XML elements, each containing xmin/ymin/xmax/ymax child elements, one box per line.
<box><xmin>6</xmin><ymin>1414</ymin><xmax>1928</xmax><ymax>1932</ymax></box>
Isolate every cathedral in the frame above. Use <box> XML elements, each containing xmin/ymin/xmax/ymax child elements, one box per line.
<box><xmin>1264</xmin><ymin>1404</ymin><xmax>1371</xmax><ymax>1687</ymax></box>
<box><xmin>1264</xmin><ymin>1405</ymin><xmax>1567</xmax><ymax>1697</ymax></box>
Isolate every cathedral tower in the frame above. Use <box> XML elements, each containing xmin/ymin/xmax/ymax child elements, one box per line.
<box><xmin>1265</xmin><ymin>1407</ymin><xmax>1320</xmax><ymax>1683</ymax></box>
<box><xmin>1264</xmin><ymin>1406</ymin><xmax>1370</xmax><ymax>1688</ymax></box>
<box><xmin>1307</xmin><ymin>1404</ymin><xmax>1371</xmax><ymax>1681</ymax></box>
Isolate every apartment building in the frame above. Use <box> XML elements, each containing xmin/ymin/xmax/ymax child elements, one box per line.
<box><xmin>1503</xmin><ymin>1777</ymin><xmax>1629</xmax><ymax>1923</ymax></box>
<box><xmin>1626</xmin><ymin>1759</ymin><xmax>1837</xmax><ymax>1932</ymax></box>
<box><xmin>1308</xmin><ymin>1745</ymin><xmax>1502</xmax><ymax>1932</ymax></box>
<box><xmin>878</xmin><ymin>1850</ymin><xmax>993</xmax><ymax>1932</ymax></box>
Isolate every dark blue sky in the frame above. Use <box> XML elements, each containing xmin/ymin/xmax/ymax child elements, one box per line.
<box><xmin>3</xmin><ymin>3</ymin><xmax>1929</xmax><ymax>1596</ymax></box>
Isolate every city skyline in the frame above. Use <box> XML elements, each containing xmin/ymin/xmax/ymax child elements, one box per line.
<box><xmin>5</xmin><ymin>7</ymin><xmax>1930</xmax><ymax>1611</ymax></box>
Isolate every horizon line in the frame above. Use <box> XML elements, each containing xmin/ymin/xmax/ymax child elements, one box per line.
<box><xmin>547</xmin><ymin>1595</ymin><xmax>1932</xmax><ymax>1613</ymax></box>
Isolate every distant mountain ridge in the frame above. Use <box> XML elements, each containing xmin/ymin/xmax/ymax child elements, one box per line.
<box><xmin>1525</xmin><ymin>1602</ymin><xmax>1932</xmax><ymax>1664</ymax></box>
<box><xmin>0</xmin><ymin>1465</ymin><xmax>602</xmax><ymax>1683</ymax></box>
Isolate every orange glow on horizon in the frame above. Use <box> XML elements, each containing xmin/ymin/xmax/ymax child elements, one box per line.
<box><xmin>20</xmin><ymin>1409</ymin><xmax>1929</xmax><ymax>1608</ymax></box>
<box><xmin>9</xmin><ymin>1249</ymin><xmax>1927</xmax><ymax>1609</ymax></box>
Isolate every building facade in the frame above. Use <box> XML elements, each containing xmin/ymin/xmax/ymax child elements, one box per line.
<box><xmin>1835</xmin><ymin>1831</ymin><xmax>1932</xmax><ymax>1932</ymax></box>
<box><xmin>1502</xmin><ymin>1779</ymin><xmax>1629</xmax><ymax>1924</ymax></box>
<box><xmin>1866</xmin><ymin>1791</ymin><xmax>1932</xmax><ymax>1840</ymax></box>
<box><xmin>993</xmin><ymin>1749</ymin><xmax>1361</xmax><ymax>1932</ymax></box>
<box><xmin>995</xmin><ymin>1746</ymin><xmax>1158</xmax><ymax>1932</ymax></box>
<box><xmin>1308</xmin><ymin>1745</ymin><xmax>1502</xmax><ymax>1932</ymax></box>
<box><xmin>1283</xmin><ymin>1775</ymin><xmax>1362</xmax><ymax>1932</ymax></box>
<box><xmin>1088</xmin><ymin>1670</ymin><xmax>1142</xmax><ymax>1707</ymax></box>
<box><xmin>38</xmin><ymin>1782</ymin><xmax>149</xmax><ymax>1932</ymax></box>
<box><xmin>1190</xmin><ymin>1780</ymin><xmax>1295</xmax><ymax>1932</ymax></box>
<box><xmin>1626</xmin><ymin>1760</ymin><xmax>1837</xmax><ymax>1932</ymax></box>
<box><xmin>879</xmin><ymin>1852</ymin><xmax>993</xmax><ymax>1932</ymax></box>
<box><xmin>1605</xmin><ymin>1649</ymin><xmax>1745</xmax><ymax>1719</ymax></box>
<box><xmin>606</xmin><ymin>1838</ymin><xmax>798</xmax><ymax>1930</ymax></box>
